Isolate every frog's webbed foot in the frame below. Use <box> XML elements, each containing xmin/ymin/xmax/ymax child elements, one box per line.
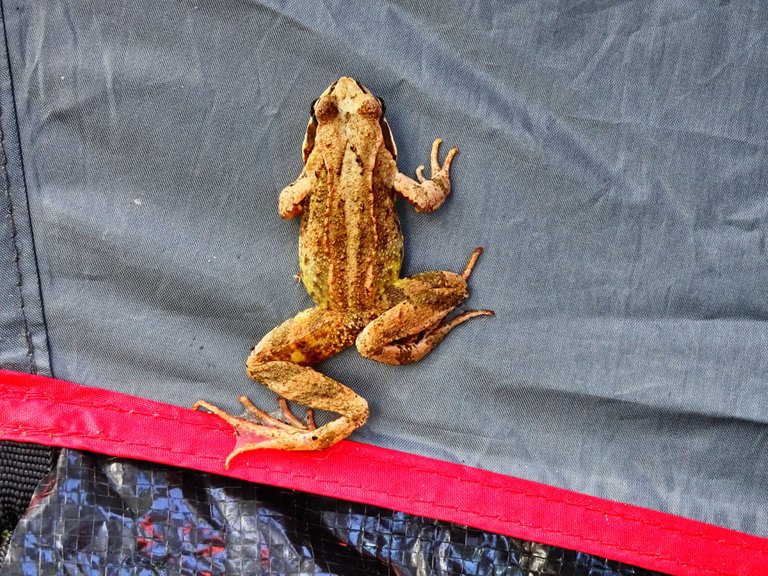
<box><xmin>195</xmin><ymin>361</ymin><xmax>368</xmax><ymax>467</ymax></box>
<box><xmin>357</xmin><ymin>248</ymin><xmax>493</xmax><ymax>365</ymax></box>
<box><xmin>195</xmin><ymin>307</ymin><xmax>368</xmax><ymax>467</ymax></box>
<box><xmin>194</xmin><ymin>393</ymin><xmax>333</xmax><ymax>468</ymax></box>
<box><xmin>225</xmin><ymin>395</ymin><xmax>316</xmax><ymax>432</ymax></box>
<box><xmin>394</xmin><ymin>138</ymin><xmax>458</xmax><ymax>212</ymax></box>
<box><xmin>195</xmin><ymin>387</ymin><xmax>366</xmax><ymax>468</ymax></box>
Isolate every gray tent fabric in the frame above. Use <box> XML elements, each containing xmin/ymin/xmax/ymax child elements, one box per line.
<box><xmin>1</xmin><ymin>0</ymin><xmax>767</xmax><ymax>539</ymax></box>
<box><xmin>0</xmin><ymin>12</ymin><xmax>49</xmax><ymax>378</ymax></box>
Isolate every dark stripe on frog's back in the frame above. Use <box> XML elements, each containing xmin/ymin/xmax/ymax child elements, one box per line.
<box><xmin>299</xmin><ymin>137</ymin><xmax>402</xmax><ymax>313</ymax></box>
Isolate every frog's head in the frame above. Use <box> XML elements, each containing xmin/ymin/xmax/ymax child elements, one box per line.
<box><xmin>302</xmin><ymin>76</ymin><xmax>397</xmax><ymax>161</ymax></box>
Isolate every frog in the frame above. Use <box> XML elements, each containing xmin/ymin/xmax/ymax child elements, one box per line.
<box><xmin>194</xmin><ymin>77</ymin><xmax>493</xmax><ymax>467</ymax></box>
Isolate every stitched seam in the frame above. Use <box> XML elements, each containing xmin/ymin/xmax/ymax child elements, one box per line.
<box><xmin>5</xmin><ymin>391</ymin><xmax>766</xmax><ymax>558</ymax></box>
<box><xmin>6</xmin><ymin>379</ymin><xmax>768</xmax><ymax>568</ymax></box>
<box><xmin>5</xmin><ymin>421</ymin><xmax>758</xmax><ymax>576</ymax></box>
<box><xmin>11</xmin><ymin>392</ymin><xmax>751</xmax><ymax>547</ymax></box>
<box><xmin>11</xmin><ymin>389</ymin><xmax>231</xmax><ymax>433</ymax></box>
<box><xmin>0</xmin><ymin>87</ymin><xmax>35</xmax><ymax>374</ymax></box>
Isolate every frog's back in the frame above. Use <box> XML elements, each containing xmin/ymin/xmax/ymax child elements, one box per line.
<box><xmin>299</xmin><ymin>144</ymin><xmax>402</xmax><ymax>313</ymax></box>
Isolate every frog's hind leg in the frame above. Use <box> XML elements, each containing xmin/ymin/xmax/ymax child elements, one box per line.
<box><xmin>356</xmin><ymin>248</ymin><xmax>493</xmax><ymax>365</ymax></box>
<box><xmin>194</xmin><ymin>308</ymin><xmax>369</xmax><ymax>466</ymax></box>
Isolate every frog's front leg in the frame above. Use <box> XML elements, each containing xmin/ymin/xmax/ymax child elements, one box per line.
<box><xmin>194</xmin><ymin>308</ymin><xmax>368</xmax><ymax>467</ymax></box>
<box><xmin>356</xmin><ymin>249</ymin><xmax>493</xmax><ymax>365</ymax></box>
<box><xmin>278</xmin><ymin>170</ymin><xmax>314</xmax><ymax>219</ymax></box>
<box><xmin>394</xmin><ymin>138</ymin><xmax>458</xmax><ymax>212</ymax></box>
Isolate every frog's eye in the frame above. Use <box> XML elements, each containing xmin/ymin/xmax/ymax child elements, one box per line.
<box><xmin>314</xmin><ymin>97</ymin><xmax>338</xmax><ymax>122</ymax></box>
<box><xmin>376</xmin><ymin>97</ymin><xmax>386</xmax><ymax>116</ymax></box>
<box><xmin>357</xmin><ymin>97</ymin><xmax>382</xmax><ymax>119</ymax></box>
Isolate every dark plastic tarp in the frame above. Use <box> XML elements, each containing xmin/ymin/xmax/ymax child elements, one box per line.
<box><xmin>4</xmin><ymin>449</ymin><xmax>661</xmax><ymax>575</ymax></box>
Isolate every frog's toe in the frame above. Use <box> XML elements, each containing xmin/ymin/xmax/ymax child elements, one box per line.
<box><xmin>226</xmin><ymin>427</ymin><xmax>335</xmax><ymax>466</ymax></box>
<box><xmin>197</xmin><ymin>396</ymin><xmax>362</xmax><ymax>467</ymax></box>
<box><xmin>430</xmin><ymin>138</ymin><xmax>457</xmax><ymax>174</ymax></box>
<box><xmin>224</xmin><ymin>413</ymin><xmax>364</xmax><ymax>467</ymax></box>
<box><xmin>234</xmin><ymin>395</ymin><xmax>314</xmax><ymax>431</ymax></box>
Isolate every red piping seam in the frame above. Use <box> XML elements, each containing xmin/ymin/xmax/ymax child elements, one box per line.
<box><xmin>7</xmin><ymin>409</ymin><xmax>760</xmax><ymax>552</ymax></box>
<box><xmin>11</xmin><ymin>421</ymin><xmax>738</xmax><ymax>574</ymax></box>
<box><xmin>1</xmin><ymin>369</ymin><xmax>767</xmax><ymax>576</ymax></box>
<box><xmin>0</xmin><ymin>388</ymin><xmax>750</xmax><ymax>534</ymax></box>
<box><xmin>5</xmin><ymin>422</ymin><xmax>746</xmax><ymax>575</ymax></box>
<box><xmin>4</xmin><ymin>388</ymin><xmax>757</xmax><ymax>549</ymax></box>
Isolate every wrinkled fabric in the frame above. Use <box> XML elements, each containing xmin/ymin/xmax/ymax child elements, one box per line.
<box><xmin>3</xmin><ymin>449</ymin><xmax>663</xmax><ymax>575</ymax></box>
<box><xmin>0</xmin><ymin>12</ymin><xmax>49</xmax><ymax>377</ymax></box>
<box><xmin>1</xmin><ymin>0</ymin><xmax>767</xmax><ymax>536</ymax></box>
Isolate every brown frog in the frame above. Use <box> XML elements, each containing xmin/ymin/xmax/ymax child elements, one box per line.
<box><xmin>195</xmin><ymin>77</ymin><xmax>492</xmax><ymax>467</ymax></box>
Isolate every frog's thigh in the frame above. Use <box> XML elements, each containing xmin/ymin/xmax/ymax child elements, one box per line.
<box><xmin>248</xmin><ymin>307</ymin><xmax>360</xmax><ymax>368</ymax></box>
<box><xmin>356</xmin><ymin>271</ymin><xmax>471</xmax><ymax>365</ymax></box>
<box><xmin>245</xmin><ymin>308</ymin><xmax>368</xmax><ymax>444</ymax></box>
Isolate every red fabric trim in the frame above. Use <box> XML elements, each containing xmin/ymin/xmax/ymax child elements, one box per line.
<box><xmin>0</xmin><ymin>369</ymin><xmax>765</xmax><ymax>575</ymax></box>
